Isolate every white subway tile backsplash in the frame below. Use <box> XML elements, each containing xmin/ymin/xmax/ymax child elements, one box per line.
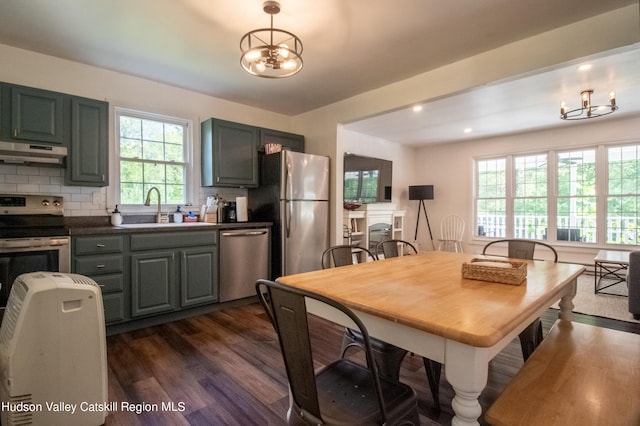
<box><xmin>16</xmin><ymin>184</ymin><xmax>40</xmax><ymax>192</ymax></box>
<box><xmin>0</xmin><ymin>165</ymin><xmax>108</xmax><ymax>216</ymax></box>
<box><xmin>1</xmin><ymin>165</ymin><xmax>251</xmax><ymax>217</ymax></box>
<box><xmin>71</xmin><ymin>193</ymin><xmax>92</xmax><ymax>202</ymax></box>
<box><xmin>28</xmin><ymin>175</ymin><xmax>50</xmax><ymax>184</ymax></box>
<box><xmin>5</xmin><ymin>175</ymin><xmax>28</xmax><ymax>184</ymax></box>
<box><xmin>39</xmin><ymin>168</ymin><xmax>63</xmax><ymax>177</ymax></box>
<box><xmin>39</xmin><ymin>184</ymin><xmax>63</xmax><ymax>193</ymax></box>
<box><xmin>0</xmin><ymin>165</ymin><xmax>18</xmax><ymax>175</ymax></box>
<box><xmin>16</xmin><ymin>166</ymin><xmax>35</xmax><ymax>176</ymax></box>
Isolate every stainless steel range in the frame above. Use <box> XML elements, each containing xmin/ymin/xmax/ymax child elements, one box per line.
<box><xmin>0</xmin><ymin>194</ymin><xmax>70</xmax><ymax>310</ymax></box>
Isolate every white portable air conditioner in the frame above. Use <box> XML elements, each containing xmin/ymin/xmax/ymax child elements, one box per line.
<box><xmin>0</xmin><ymin>272</ymin><xmax>107</xmax><ymax>426</ymax></box>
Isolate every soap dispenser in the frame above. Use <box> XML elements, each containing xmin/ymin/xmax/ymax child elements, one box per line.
<box><xmin>173</xmin><ymin>206</ymin><xmax>183</xmax><ymax>223</ymax></box>
<box><xmin>110</xmin><ymin>205</ymin><xmax>123</xmax><ymax>226</ymax></box>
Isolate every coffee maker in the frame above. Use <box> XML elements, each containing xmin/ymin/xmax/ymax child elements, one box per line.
<box><xmin>221</xmin><ymin>201</ymin><xmax>237</xmax><ymax>223</ymax></box>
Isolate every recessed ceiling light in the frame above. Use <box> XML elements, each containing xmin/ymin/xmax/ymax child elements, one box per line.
<box><xmin>412</xmin><ymin>105</ymin><xmax>423</xmax><ymax>112</ymax></box>
<box><xmin>578</xmin><ymin>64</ymin><xmax>592</xmax><ymax>71</ymax></box>
<box><xmin>464</xmin><ymin>128</ymin><xmax>472</xmax><ymax>133</ymax></box>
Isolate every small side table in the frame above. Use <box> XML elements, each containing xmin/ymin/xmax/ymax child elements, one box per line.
<box><xmin>594</xmin><ymin>250</ymin><xmax>630</xmax><ymax>296</ymax></box>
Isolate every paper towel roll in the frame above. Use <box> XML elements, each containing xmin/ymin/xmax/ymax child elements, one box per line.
<box><xmin>236</xmin><ymin>196</ymin><xmax>248</xmax><ymax>222</ymax></box>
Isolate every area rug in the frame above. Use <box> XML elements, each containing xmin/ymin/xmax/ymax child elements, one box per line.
<box><xmin>552</xmin><ymin>273</ymin><xmax>638</xmax><ymax>323</ymax></box>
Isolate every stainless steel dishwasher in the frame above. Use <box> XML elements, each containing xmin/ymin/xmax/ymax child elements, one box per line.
<box><xmin>219</xmin><ymin>228</ymin><xmax>270</xmax><ymax>302</ymax></box>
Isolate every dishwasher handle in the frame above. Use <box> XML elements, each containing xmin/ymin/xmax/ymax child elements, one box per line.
<box><xmin>221</xmin><ymin>230</ymin><xmax>268</xmax><ymax>237</ymax></box>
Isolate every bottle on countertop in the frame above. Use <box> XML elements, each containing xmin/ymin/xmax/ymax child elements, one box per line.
<box><xmin>110</xmin><ymin>205</ymin><xmax>122</xmax><ymax>226</ymax></box>
<box><xmin>173</xmin><ymin>206</ymin><xmax>183</xmax><ymax>223</ymax></box>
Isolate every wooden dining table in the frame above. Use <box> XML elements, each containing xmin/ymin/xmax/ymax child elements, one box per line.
<box><xmin>277</xmin><ymin>251</ymin><xmax>585</xmax><ymax>426</ymax></box>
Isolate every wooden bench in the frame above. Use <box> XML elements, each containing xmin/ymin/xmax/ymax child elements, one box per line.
<box><xmin>486</xmin><ymin>319</ymin><xmax>640</xmax><ymax>426</ymax></box>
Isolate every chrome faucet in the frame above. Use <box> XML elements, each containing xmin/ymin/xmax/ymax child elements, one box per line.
<box><xmin>144</xmin><ymin>187</ymin><xmax>164</xmax><ymax>223</ymax></box>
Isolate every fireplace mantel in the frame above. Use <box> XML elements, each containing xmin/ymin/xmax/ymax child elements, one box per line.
<box><xmin>343</xmin><ymin>204</ymin><xmax>405</xmax><ymax>257</ymax></box>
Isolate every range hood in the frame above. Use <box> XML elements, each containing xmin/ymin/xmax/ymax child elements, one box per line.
<box><xmin>0</xmin><ymin>141</ymin><xmax>67</xmax><ymax>166</ymax></box>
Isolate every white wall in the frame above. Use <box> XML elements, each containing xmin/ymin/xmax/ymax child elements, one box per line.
<box><xmin>413</xmin><ymin>115</ymin><xmax>640</xmax><ymax>263</ymax></box>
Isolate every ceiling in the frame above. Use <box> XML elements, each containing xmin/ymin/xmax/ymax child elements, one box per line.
<box><xmin>345</xmin><ymin>47</ymin><xmax>640</xmax><ymax>146</ymax></box>
<box><xmin>0</xmin><ymin>0</ymin><xmax>638</xmax><ymax>146</ymax></box>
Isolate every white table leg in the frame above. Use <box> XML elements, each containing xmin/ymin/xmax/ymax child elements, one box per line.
<box><xmin>445</xmin><ymin>340</ymin><xmax>488</xmax><ymax>426</ymax></box>
<box><xmin>558</xmin><ymin>277</ymin><xmax>577</xmax><ymax>321</ymax></box>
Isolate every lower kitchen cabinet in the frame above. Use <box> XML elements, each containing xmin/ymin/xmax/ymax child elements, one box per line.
<box><xmin>130</xmin><ymin>230</ymin><xmax>219</xmax><ymax>318</ymax></box>
<box><xmin>73</xmin><ymin>229</ymin><xmax>221</xmax><ymax>327</ymax></box>
<box><xmin>102</xmin><ymin>292</ymin><xmax>127</xmax><ymax>323</ymax></box>
<box><xmin>131</xmin><ymin>250</ymin><xmax>175</xmax><ymax>317</ymax></box>
<box><xmin>72</xmin><ymin>235</ymin><xmax>128</xmax><ymax>325</ymax></box>
<box><xmin>181</xmin><ymin>246</ymin><xmax>218</xmax><ymax>307</ymax></box>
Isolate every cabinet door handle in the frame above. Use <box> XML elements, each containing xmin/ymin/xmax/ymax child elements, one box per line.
<box><xmin>96</xmin><ymin>264</ymin><xmax>105</xmax><ymax>269</ymax></box>
<box><xmin>13</xmin><ymin>129</ymin><xmax>18</xmax><ymax>137</ymax></box>
<box><xmin>96</xmin><ymin>243</ymin><xmax>106</xmax><ymax>248</ymax></box>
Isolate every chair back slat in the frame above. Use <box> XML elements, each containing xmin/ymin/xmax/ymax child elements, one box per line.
<box><xmin>509</xmin><ymin>240</ymin><xmax>536</xmax><ymax>259</ymax></box>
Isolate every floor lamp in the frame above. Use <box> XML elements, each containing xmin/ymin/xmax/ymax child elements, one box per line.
<box><xmin>409</xmin><ymin>185</ymin><xmax>435</xmax><ymax>250</ymax></box>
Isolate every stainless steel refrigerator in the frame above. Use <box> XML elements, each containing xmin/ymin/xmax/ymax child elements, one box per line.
<box><xmin>249</xmin><ymin>150</ymin><xmax>329</xmax><ymax>279</ymax></box>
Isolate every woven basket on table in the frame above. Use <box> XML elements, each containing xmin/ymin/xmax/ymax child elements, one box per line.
<box><xmin>461</xmin><ymin>258</ymin><xmax>528</xmax><ymax>285</ymax></box>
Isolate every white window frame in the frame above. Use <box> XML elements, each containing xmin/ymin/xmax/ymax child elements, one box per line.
<box><xmin>113</xmin><ymin>107</ymin><xmax>195</xmax><ymax>212</ymax></box>
<box><xmin>605</xmin><ymin>142</ymin><xmax>640</xmax><ymax>245</ymax></box>
<box><xmin>473</xmin><ymin>141</ymin><xmax>640</xmax><ymax>248</ymax></box>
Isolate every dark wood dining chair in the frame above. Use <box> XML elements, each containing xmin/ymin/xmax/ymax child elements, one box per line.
<box><xmin>256</xmin><ymin>279</ymin><xmax>420</xmax><ymax>426</ymax></box>
<box><xmin>482</xmin><ymin>239</ymin><xmax>559</xmax><ymax>361</ymax></box>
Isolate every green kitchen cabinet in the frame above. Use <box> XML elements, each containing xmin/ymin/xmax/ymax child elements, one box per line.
<box><xmin>180</xmin><ymin>246</ymin><xmax>218</xmax><ymax>307</ymax></box>
<box><xmin>0</xmin><ymin>81</ymin><xmax>109</xmax><ymax>186</ymax></box>
<box><xmin>201</xmin><ymin>118</ymin><xmax>259</xmax><ymax>187</ymax></box>
<box><xmin>130</xmin><ymin>230</ymin><xmax>219</xmax><ymax>318</ymax></box>
<box><xmin>66</xmin><ymin>97</ymin><xmax>109</xmax><ymax>186</ymax></box>
<box><xmin>74</xmin><ymin>230</ymin><xmax>220</xmax><ymax>325</ymax></box>
<box><xmin>9</xmin><ymin>85</ymin><xmax>65</xmax><ymax>145</ymax></box>
<box><xmin>131</xmin><ymin>250</ymin><xmax>176</xmax><ymax>317</ymax></box>
<box><xmin>72</xmin><ymin>234</ymin><xmax>129</xmax><ymax>325</ymax></box>
<box><xmin>259</xmin><ymin>128</ymin><xmax>305</xmax><ymax>153</ymax></box>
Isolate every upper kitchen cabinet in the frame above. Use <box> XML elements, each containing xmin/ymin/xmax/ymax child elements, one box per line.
<box><xmin>8</xmin><ymin>85</ymin><xmax>66</xmax><ymax>144</ymax></box>
<box><xmin>201</xmin><ymin>118</ymin><xmax>259</xmax><ymax>188</ymax></box>
<box><xmin>66</xmin><ymin>97</ymin><xmax>109</xmax><ymax>186</ymax></box>
<box><xmin>260</xmin><ymin>128</ymin><xmax>304</xmax><ymax>153</ymax></box>
<box><xmin>0</xmin><ymin>81</ymin><xmax>109</xmax><ymax>187</ymax></box>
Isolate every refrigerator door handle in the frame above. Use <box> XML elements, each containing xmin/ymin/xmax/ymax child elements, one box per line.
<box><xmin>286</xmin><ymin>202</ymin><xmax>292</xmax><ymax>239</ymax></box>
<box><xmin>286</xmin><ymin>160</ymin><xmax>293</xmax><ymax>238</ymax></box>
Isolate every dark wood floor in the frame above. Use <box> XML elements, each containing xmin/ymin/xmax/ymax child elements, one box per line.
<box><xmin>105</xmin><ymin>303</ymin><xmax>640</xmax><ymax>426</ymax></box>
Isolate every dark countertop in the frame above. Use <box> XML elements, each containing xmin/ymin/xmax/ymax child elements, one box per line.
<box><xmin>65</xmin><ymin>216</ymin><xmax>272</xmax><ymax>235</ymax></box>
